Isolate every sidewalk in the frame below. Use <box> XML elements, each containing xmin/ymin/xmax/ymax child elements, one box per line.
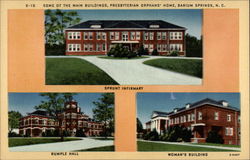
<box><xmin>9</xmin><ymin>138</ymin><xmax>114</xmax><ymax>152</ymax></box>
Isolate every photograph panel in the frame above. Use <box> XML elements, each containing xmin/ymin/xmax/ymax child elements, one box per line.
<box><xmin>8</xmin><ymin>92</ymin><xmax>115</xmax><ymax>152</ymax></box>
<box><xmin>137</xmin><ymin>92</ymin><xmax>240</xmax><ymax>152</ymax></box>
<box><xmin>45</xmin><ymin>9</ymin><xmax>203</xmax><ymax>85</ymax></box>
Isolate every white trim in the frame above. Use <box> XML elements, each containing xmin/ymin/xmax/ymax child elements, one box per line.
<box><xmin>65</xmin><ymin>28</ymin><xmax>186</xmax><ymax>31</ymax></box>
<box><xmin>191</xmin><ymin>123</ymin><xmax>205</xmax><ymax>127</ymax></box>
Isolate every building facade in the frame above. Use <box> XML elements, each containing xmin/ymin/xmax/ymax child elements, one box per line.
<box><xmin>19</xmin><ymin>100</ymin><xmax>104</xmax><ymax>137</ymax></box>
<box><xmin>146</xmin><ymin>98</ymin><xmax>240</xmax><ymax>145</ymax></box>
<box><xmin>65</xmin><ymin>20</ymin><xmax>186</xmax><ymax>56</ymax></box>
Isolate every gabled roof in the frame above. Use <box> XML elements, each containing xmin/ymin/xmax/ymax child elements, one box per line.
<box><xmin>27</xmin><ymin>110</ymin><xmax>51</xmax><ymax>118</ymax></box>
<box><xmin>151</xmin><ymin>111</ymin><xmax>169</xmax><ymax>118</ymax></box>
<box><xmin>67</xmin><ymin>20</ymin><xmax>185</xmax><ymax>29</ymax></box>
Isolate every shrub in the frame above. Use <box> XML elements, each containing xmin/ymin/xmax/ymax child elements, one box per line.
<box><xmin>169</xmin><ymin>51</ymin><xmax>179</xmax><ymax>56</ymax></box>
<box><xmin>45</xmin><ymin>44</ymin><xmax>66</xmax><ymax>56</ymax></box>
<box><xmin>137</xmin><ymin>45</ymin><xmax>144</xmax><ymax>57</ymax></box>
<box><xmin>206</xmin><ymin>131</ymin><xmax>224</xmax><ymax>144</ymax></box>
<box><xmin>151</xmin><ymin>49</ymin><xmax>159</xmax><ymax>56</ymax></box>
<box><xmin>162</xmin><ymin>126</ymin><xmax>192</xmax><ymax>142</ymax></box>
<box><xmin>8</xmin><ymin>131</ymin><xmax>22</xmax><ymax>137</ymax></box>
<box><xmin>127</xmin><ymin>51</ymin><xmax>137</xmax><ymax>59</ymax></box>
<box><xmin>63</xmin><ymin>130</ymin><xmax>70</xmax><ymax>137</ymax></box>
<box><xmin>143</xmin><ymin>129</ymin><xmax>159</xmax><ymax>141</ymax></box>
<box><xmin>75</xmin><ymin>129</ymin><xmax>86</xmax><ymax>137</ymax></box>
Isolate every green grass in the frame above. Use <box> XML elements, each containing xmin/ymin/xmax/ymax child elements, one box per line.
<box><xmin>9</xmin><ymin>137</ymin><xmax>81</xmax><ymax>147</ymax></box>
<box><xmin>137</xmin><ymin>141</ymin><xmax>237</xmax><ymax>152</ymax></box>
<box><xmin>190</xmin><ymin>142</ymin><xmax>240</xmax><ymax>148</ymax></box>
<box><xmin>98</xmin><ymin>56</ymin><xmax>149</xmax><ymax>60</ymax></box>
<box><xmin>77</xmin><ymin>145</ymin><xmax>114</xmax><ymax>151</ymax></box>
<box><xmin>143</xmin><ymin>58</ymin><xmax>203</xmax><ymax>78</ymax></box>
<box><xmin>46</xmin><ymin>58</ymin><xmax>118</xmax><ymax>85</ymax></box>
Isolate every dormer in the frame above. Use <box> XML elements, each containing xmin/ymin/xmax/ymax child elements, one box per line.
<box><xmin>185</xmin><ymin>103</ymin><xmax>190</xmax><ymax>109</ymax></box>
<box><xmin>221</xmin><ymin>100</ymin><xmax>229</xmax><ymax>107</ymax></box>
<box><xmin>174</xmin><ymin>108</ymin><xmax>178</xmax><ymax>113</ymax></box>
<box><xmin>90</xmin><ymin>25</ymin><xmax>101</xmax><ymax>29</ymax></box>
<box><xmin>149</xmin><ymin>24</ymin><xmax>159</xmax><ymax>28</ymax></box>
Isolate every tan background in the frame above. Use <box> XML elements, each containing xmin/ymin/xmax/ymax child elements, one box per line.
<box><xmin>1</xmin><ymin>1</ymin><xmax>249</xmax><ymax>159</ymax></box>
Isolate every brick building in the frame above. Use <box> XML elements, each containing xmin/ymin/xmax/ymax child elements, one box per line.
<box><xmin>19</xmin><ymin>100</ymin><xmax>104</xmax><ymax>137</ymax></box>
<box><xmin>146</xmin><ymin>98</ymin><xmax>240</xmax><ymax>145</ymax></box>
<box><xmin>65</xmin><ymin>20</ymin><xmax>186</xmax><ymax>56</ymax></box>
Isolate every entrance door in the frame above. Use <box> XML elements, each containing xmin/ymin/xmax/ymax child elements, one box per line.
<box><xmin>122</xmin><ymin>32</ymin><xmax>128</xmax><ymax>41</ymax></box>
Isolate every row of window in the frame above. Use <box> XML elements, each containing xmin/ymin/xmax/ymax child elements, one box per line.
<box><xmin>68</xmin><ymin>44</ymin><xmax>106</xmax><ymax>52</ymax></box>
<box><xmin>170</xmin><ymin>112</ymin><xmax>236</xmax><ymax>125</ymax></box>
<box><xmin>68</xmin><ymin>31</ymin><xmax>183</xmax><ymax>40</ymax></box>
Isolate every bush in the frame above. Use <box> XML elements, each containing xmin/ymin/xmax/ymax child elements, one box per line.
<box><xmin>107</xmin><ymin>44</ymin><xmax>138</xmax><ymax>58</ymax></box>
<box><xmin>127</xmin><ymin>51</ymin><xmax>137</xmax><ymax>59</ymax></box>
<box><xmin>63</xmin><ymin>130</ymin><xmax>70</xmax><ymax>137</ymax></box>
<box><xmin>169</xmin><ymin>51</ymin><xmax>179</xmax><ymax>56</ymax></box>
<box><xmin>75</xmin><ymin>129</ymin><xmax>86</xmax><ymax>137</ymax></box>
<box><xmin>161</xmin><ymin>126</ymin><xmax>192</xmax><ymax>142</ymax></box>
<box><xmin>45</xmin><ymin>44</ymin><xmax>66</xmax><ymax>56</ymax></box>
<box><xmin>206</xmin><ymin>131</ymin><xmax>224</xmax><ymax>144</ymax></box>
<box><xmin>151</xmin><ymin>49</ymin><xmax>159</xmax><ymax>56</ymax></box>
<box><xmin>8</xmin><ymin>131</ymin><xmax>22</xmax><ymax>137</ymax></box>
<box><xmin>143</xmin><ymin>129</ymin><xmax>159</xmax><ymax>141</ymax></box>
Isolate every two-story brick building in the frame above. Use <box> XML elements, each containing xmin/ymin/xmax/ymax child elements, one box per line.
<box><xmin>146</xmin><ymin>98</ymin><xmax>240</xmax><ymax>145</ymax></box>
<box><xmin>19</xmin><ymin>100</ymin><xmax>104</xmax><ymax>137</ymax></box>
<box><xmin>65</xmin><ymin>20</ymin><xmax>186</xmax><ymax>56</ymax></box>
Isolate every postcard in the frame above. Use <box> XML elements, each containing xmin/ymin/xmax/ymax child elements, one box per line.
<box><xmin>0</xmin><ymin>0</ymin><xmax>249</xmax><ymax>160</ymax></box>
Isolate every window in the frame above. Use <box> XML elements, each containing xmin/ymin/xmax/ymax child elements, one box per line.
<box><xmin>144</xmin><ymin>32</ymin><xmax>149</xmax><ymax>40</ymax></box>
<box><xmin>227</xmin><ymin>114</ymin><xmax>231</xmax><ymax>122</ymax></box>
<box><xmin>214</xmin><ymin>112</ymin><xmax>219</xmax><ymax>120</ymax></box>
<box><xmin>180</xmin><ymin>116</ymin><xmax>183</xmax><ymax>123</ymax></box>
<box><xmin>102</xmin><ymin>32</ymin><xmax>106</xmax><ymax>40</ymax></box>
<box><xmin>170</xmin><ymin>44</ymin><xmax>182</xmax><ymax>51</ymax></box>
<box><xmin>84</xmin><ymin>44</ymin><xmax>89</xmax><ymax>51</ymax></box>
<box><xmin>144</xmin><ymin>44</ymin><xmax>148</xmax><ymax>49</ymax></box>
<box><xmin>162</xmin><ymin>44</ymin><xmax>167</xmax><ymax>52</ymax></box>
<box><xmin>110</xmin><ymin>32</ymin><xmax>115</xmax><ymax>40</ymax></box>
<box><xmin>115</xmin><ymin>32</ymin><xmax>120</xmax><ymax>40</ymax></box>
<box><xmin>96</xmin><ymin>32</ymin><xmax>101</xmax><ymax>40</ymax></box>
<box><xmin>130</xmin><ymin>32</ymin><xmax>136</xmax><ymax>40</ymax></box>
<box><xmin>157</xmin><ymin>44</ymin><xmax>161</xmax><ymax>52</ymax></box>
<box><xmin>96</xmin><ymin>44</ymin><xmax>101</xmax><ymax>52</ymax></box>
<box><xmin>102</xmin><ymin>44</ymin><xmax>106</xmax><ymax>51</ymax></box>
<box><xmin>183</xmin><ymin>115</ymin><xmax>186</xmax><ymax>122</ymax></box>
<box><xmin>149</xmin><ymin>44</ymin><xmax>154</xmax><ymax>52</ymax></box>
<box><xmin>238</xmin><ymin>115</ymin><xmax>240</xmax><ymax>123</ymax></box>
<box><xmin>225</xmin><ymin>127</ymin><xmax>233</xmax><ymax>136</ymax></box>
<box><xmin>149</xmin><ymin>32</ymin><xmax>154</xmax><ymax>40</ymax></box>
<box><xmin>68</xmin><ymin>44</ymin><xmax>81</xmax><ymax>52</ymax></box>
<box><xmin>157</xmin><ymin>32</ymin><xmax>161</xmax><ymax>40</ymax></box>
<box><xmin>136</xmin><ymin>32</ymin><xmax>140</xmax><ymax>40</ymax></box>
<box><xmin>162</xmin><ymin>32</ymin><xmax>167</xmax><ymax>40</ymax></box>
<box><xmin>191</xmin><ymin>113</ymin><xmax>195</xmax><ymax>121</ymax></box>
<box><xmin>170</xmin><ymin>32</ymin><xmax>182</xmax><ymax>40</ymax></box>
<box><xmin>122</xmin><ymin>32</ymin><xmax>128</xmax><ymax>41</ymax></box>
<box><xmin>68</xmin><ymin>32</ymin><xmax>81</xmax><ymax>40</ymax></box>
<box><xmin>89</xmin><ymin>32</ymin><xmax>93</xmax><ymax>40</ymax></box>
<box><xmin>188</xmin><ymin>114</ymin><xmax>191</xmax><ymax>122</ymax></box>
<box><xmin>89</xmin><ymin>44</ymin><xmax>93</xmax><ymax>51</ymax></box>
<box><xmin>198</xmin><ymin>112</ymin><xmax>202</xmax><ymax>120</ymax></box>
<box><xmin>84</xmin><ymin>32</ymin><xmax>88</xmax><ymax>40</ymax></box>
<box><xmin>176</xmin><ymin>117</ymin><xmax>179</xmax><ymax>124</ymax></box>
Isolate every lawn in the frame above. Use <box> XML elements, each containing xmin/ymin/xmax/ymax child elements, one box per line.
<box><xmin>98</xmin><ymin>56</ymin><xmax>149</xmax><ymax>60</ymax></box>
<box><xmin>190</xmin><ymin>142</ymin><xmax>240</xmax><ymax>148</ymax></box>
<box><xmin>77</xmin><ymin>145</ymin><xmax>114</xmax><ymax>151</ymax></box>
<box><xmin>137</xmin><ymin>141</ymin><xmax>236</xmax><ymax>152</ymax></box>
<box><xmin>143</xmin><ymin>58</ymin><xmax>202</xmax><ymax>78</ymax></box>
<box><xmin>46</xmin><ymin>58</ymin><xmax>118</xmax><ymax>85</ymax></box>
<box><xmin>9</xmin><ymin>137</ymin><xmax>81</xmax><ymax>147</ymax></box>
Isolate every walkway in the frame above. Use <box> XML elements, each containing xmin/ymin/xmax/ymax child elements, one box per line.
<box><xmin>47</xmin><ymin>56</ymin><xmax>202</xmax><ymax>85</ymax></box>
<box><xmin>9</xmin><ymin>138</ymin><xmax>113</xmax><ymax>152</ymax></box>
<box><xmin>139</xmin><ymin>139</ymin><xmax>240</xmax><ymax>151</ymax></box>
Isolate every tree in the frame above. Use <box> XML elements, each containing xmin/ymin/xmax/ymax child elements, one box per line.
<box><xmin>8</xmin><ymin>111</ymin><xmax>22</xmax><ymax>133</ymax></box>
<box><xmin>35</xmin><ymin>93</ymin><xmax>77</xmax><ymax>141</ymax></box>
<box><xmin>92</xmin><ymin>93</ymin><xmax>114</xmax><ymax>138</ymax></box>
<box><xmin>137</xmin><ymin>118</ymin><xmax>143</xmax><ymax>133</ymax></box>
<box><xmin>185</xmin><ymin>34</ymin><xmax>202</xmax><ymax>57</ymax></box>
<box><xmin>45</xmin><ymin>9</ymin><xmax>81</xmax><ymax>45</ymax></box>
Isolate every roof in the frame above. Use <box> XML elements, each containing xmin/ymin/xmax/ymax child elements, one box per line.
<box><xmin>151</xmin><ymin>111</ymin><xmax>169</xmax><ymax>118</ymax></box>
<box><xmin>151</xmin><ymin>98</ymin><xmax>240</xmax><ymax>117</ymax></box>
<box><xmin>67</xmin><ymin>20</ymin><xmax>185</xmax><ymax>29</ymax></box>
<box><xmin>27</xmin><ymin>110</ymin><xmax>51</xmax><ymax>118</ymax></box>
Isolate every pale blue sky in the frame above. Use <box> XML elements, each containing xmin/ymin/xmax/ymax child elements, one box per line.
<box><xmin>8</xmin><ymin>93</ymin><xmax>108</xmax><ymax>118</ymax></box>
<box><xmin>63</xmin><ymin>9</ymin><xmax>202</xmax><ymax>39</ymax></box>
<box><xmin>137</xmin><ymin>93</ymin><xmax>240</xmax><ymax>128</ymax></box>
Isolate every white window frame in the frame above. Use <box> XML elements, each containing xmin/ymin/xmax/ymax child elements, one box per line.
<box><xmin>170</xmin><ymin>44</ymin><xmax>182</xmax><ymax>52</ymax></box>
<box><xmin>227</xmin><ymin>114</ymin><xmax>231</xmax><ymax>122</ymax></box>
<box><xmin>214</xmin><ymin>112</ymin><xmax>219</xmax><ymax>120</ymax></box>
<box><xmin>170</xmin><ymin>32</ymin><xmax>182</xmax><ymax>40</ymax></box>
<box><xmin>110</xmin><ymin>32</ymin><xmax>115</xmax><ymax>40</ymax></box>
<box><xmin>102</xmin><ymin>32</ymin><xmax>106</xmax><ymax>40</ymax></box>
<box><xmin>136</xmin><ymin>32</ymin><xmax>140</xmax><ymax>40</ymax></box>
<box><xmin>68</xmin><ymin>44</ymin><xmax>81</xmax><ymax>52</ymax></box>
<box><xmin>96</xmin><ymin>32</ymin><xmax>101</xmax><ymax>40</ymax></box>
<box><xmin>115</xmin><ymin>32</ymin><xmax>120</xmax><ymax>40</ymax></box>
<box><xmin>122</xmin><ymin>32</ymin><xmax>128</xmax><ymax>41</ymax></box>
<box><xmin>144</xmin><ymin>32</ymin><xmax>149</xmax><ymax>40</ymax></box>
<box><xmin>162</xmin><ymin>32</ymin><xmax>167</xmax><ymax>40</ymax></box>
<box><xmin>89</xmin><ymin>32</ymin><xmax>93</xmax><ymax>40</ymax></box>
<box><xmin>198</xmin><ymin>112</ymin><xmax>202</xmax><ymax>120</ymax></box>
<box><xmin>149</xmin><ymin>44</ymin><xmax>154</xmax><ymax>52</ymax></box>
<box><xmin>157</xmin><ymin>32</ymin><xmax>161</xmax><ymax>40</ymax></box>
<box><xmin>84</xmin><ymin>32</ymin><xmax>88</xmax><ymax>40</ymax></box>
<box><xmin>130</xmin><ymin>32</ymin><xmax>136</xmax><ymax>40</ymax></box>
<box><xmin>149</xmin><ymin>32</ymin><xmax>154</xmax><ymax>40</ymax></box>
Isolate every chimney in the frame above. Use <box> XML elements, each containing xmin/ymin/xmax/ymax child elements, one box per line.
<box><xmin>174</xmin><ymin>108</ymin><xmax>178</xmax><ymax>113</ymax></box>
<box><xmin>186</xmin><ymin>103</ymin><xmax>190</xmax><ymax>109</ymax></box>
